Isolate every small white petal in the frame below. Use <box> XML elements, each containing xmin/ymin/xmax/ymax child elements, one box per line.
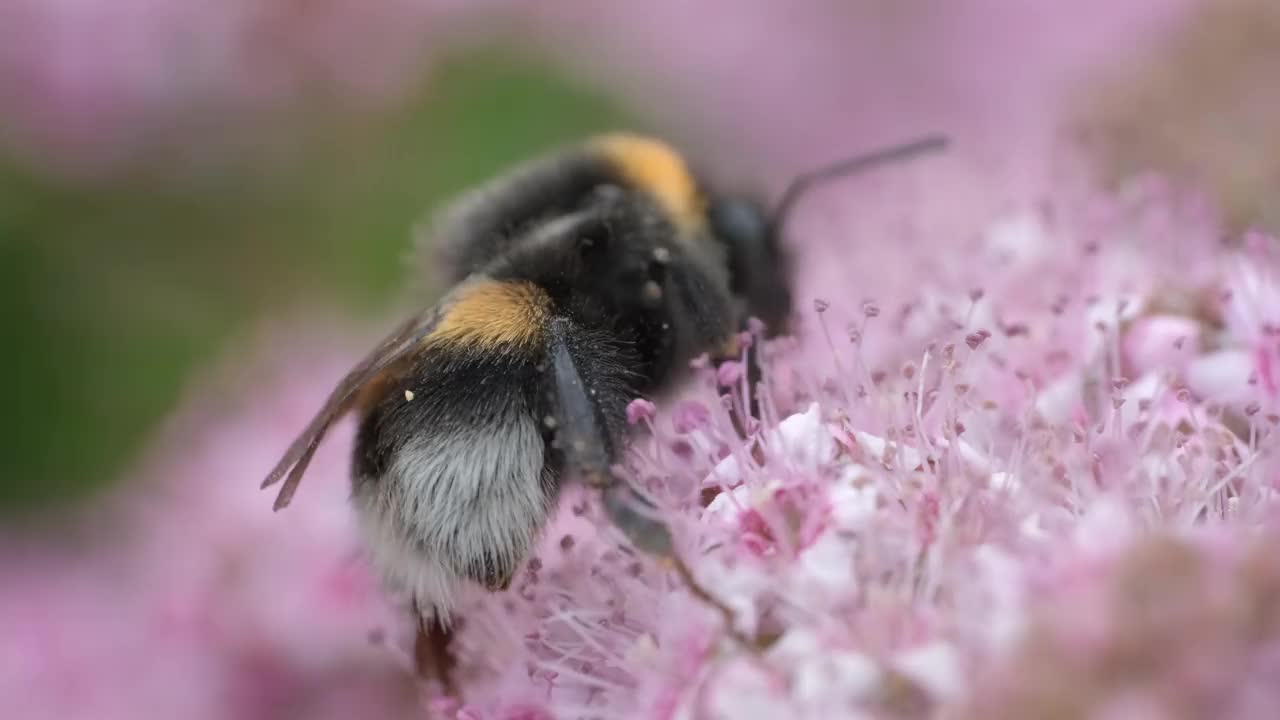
<box><xmin>988</xmin><ymin>471</ymin><xmax>1020</xmax><ymax>493</ymax></box>
<box><xmin>793</xmin><ymin>531</ymin><xmax>854</xmax><ymax>594</ymax></box>
<box><xmin>793</xmin><ymin>650</ymin><xmax>882</xmax><ymax>706</ymax></box>
<box><xmin>1084</xmin><ymin>293</ymin><xmax>1146</xmax><ymax>360</ymax></box>
<box><xmin>973</xmin><ymin>545</ymin><xmax>1029</xmax><ymax>650</ymax></box>
<box><xmin>1222</xmin><ymin>253</ymin><xmax>1280</xmax><ymax>344</ymax></box>
<box><xmin>1034</xmin><ymin>372</ymin><xmax>1084</xmax><ymax>425</ymax></box>
<box><xmin>1123</xmin><ymin>314</ymin><xmax>1201</xmax><ymax>375</ymax></box>
<box><xmin>853</xmin><ymin>431</ymin><xmax>922</xmax><ymax>469</ymax></box>
<box><xmin>982</xmin><ymin>210</ymin><xmax>1053</xmax><ymax>266</ymax></box>
<box><xmin>706</xmin><ymin>454</ymin><xmax>743</xmax><ymax>487</ymax></box>
<box><xmin>1116</xmin><ymin>371</ymin><xmax>1163</xmax><ymax>427</ymax></box>
<box><xmin>770</xmin><ymin>402</ymin><xmax>836</xmax><ymax>468</ymax></box>
<box><xmin>1186</xmin><ymin>350</ymin><xmax>1255</xmax><ymax>405</ymax></box>
<box><xmin>701</xmin><ymin>658</ymin><xmax>791</xmax><ymax>720</ymax></box>
<box><xmin>837</xmin><ymin>461</ymin><xmax>874</xmax><ymax>486</ymax></box>
<box><xmin>625</xmin><ymin>633</ymin><xmax>660</xmax><ymax>665</ymax></box>
<box><xmin>951</xmin><ymin>437</ymin><xmax>995</xmax><ymax>475</ymax></box>
<box><xmin>853</xmin><ymin>431</ymin><xmax>887</xmax><ymax>457</ymax></box>
<box><xmin>767</xmin><ymin>627</ymin><xmax>825</xmax><ymax>662</ymax></box>
<box><xmin>893</xmin><ymin>642</ymin><xmax>964</xmax><ymax>701</ymax></box>
<box><xmin>1019</xmin><ymin>512</ymin><xmax>1047</xmax><ymax>541</ymax></box>
<box><xmin>704</xmin><ymin>483</ymin><xmax>752</xmax><ymax>523</ymax></box>
<box><xmin>828</xmin><ymin>481</ymin><xmax>878</xmax><ymax>529</ymax></box>
<box><xmin>1073</xmin><ymin>496</ymin><xmax>1135</xmax><ymax>552</ymax></box>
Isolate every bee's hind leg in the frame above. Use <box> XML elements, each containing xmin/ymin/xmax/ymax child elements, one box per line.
<box><xmin>412</xmin><ymin>599</ymin><xmax>459</xmax><ymax>699</ymax></box>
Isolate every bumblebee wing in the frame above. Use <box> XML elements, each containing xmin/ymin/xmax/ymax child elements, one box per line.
<box><xmin>262</xmin><ymin>303</ymin><xmax>445</xmax><ymax>511</ymax></box>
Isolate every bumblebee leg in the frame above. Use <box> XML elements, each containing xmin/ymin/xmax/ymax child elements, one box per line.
<box><xmin>667</xmin><ymin>553</ymin><xmax>760</xmax><ymax>649</ymax></box>
<box><xmin>412</xmin><ymin>600</ymin><xmax>458</xmax><ymax>698</ymax></box>
<box><xmin>547</xmin><ymin>318</ymin><xmax>612</xmax><ymax>486</ymax></box>
<box><xmin>545</xmin><ymin>317</ymin><xmax>757</xmax><ymax>649</ymax></box>
<box><xmin>742</xmin><ymin>340</ymin><xmax>765</xmax><ymax>426</ymax></box>
<box><xmin>601</xmin><ymin>482</ymin><xmax>673</xmax><ymax>556</ymax></box>
<box><xmin>601</xmin><ymin>484</ymin><xmax>758</xmax><ymax>649</ymax></box>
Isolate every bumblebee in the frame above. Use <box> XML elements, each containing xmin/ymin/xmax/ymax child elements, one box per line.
<box><xmin>261</xmin><ymin>131</ymin><xmax>946</xmax><ymax>689</ymax></box>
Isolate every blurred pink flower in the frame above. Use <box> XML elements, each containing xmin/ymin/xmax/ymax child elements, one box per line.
<box><xmin>0</xmin><ymin>320</ymin><xmax>420</xmax><ymax>720</ymax></box>
<box><xmin>0</xmin><ymin>0</ymin><xmax>459</xmax><ymax>178</ymax></box>
<box><xmin>959</xmin><ymin>531</ymin><xmax>1280</xmax><ymax>720</ymax></box>
<box><xmin>1</xmin><ymin>0</ymin><xmax>1202</xmax><ymax>186</ymax></box>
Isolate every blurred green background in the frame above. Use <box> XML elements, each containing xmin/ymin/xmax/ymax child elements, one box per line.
<box><xmin>0</xmin><ymin>50</ymin><xmax>636</xmax><ymax>513</ymax></box>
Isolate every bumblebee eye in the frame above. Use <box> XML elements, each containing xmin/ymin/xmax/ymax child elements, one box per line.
<box><xmin>707</xmin><ymin>196</ymin><xmax>770</xmax><ymax>293</ymax></box>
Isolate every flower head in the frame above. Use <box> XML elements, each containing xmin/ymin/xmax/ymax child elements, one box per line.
<box><xmin>422</xmin><ymin>178</ymin><xmax>1280</xmax><ymax>718</ymax></box>
<box><xmin>0</xmin><ymin>321</ymin><xmax>420</xmax><ymax>720</ymax></box>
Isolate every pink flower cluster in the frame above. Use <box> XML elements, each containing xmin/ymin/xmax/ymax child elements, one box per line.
<box><xmin>0</xmin><ymin>324</ymin><xmax>422</xmax><ymax>720</ymax></box>
<box><xmin>5</xmin><ymin>177</ymin><xmax>1280</xmax><ymax>719</ymax></box>
<box><xmin>1</xmin><ymin>0</ymin><xmax>1198</xmax><ymax>183</ymax></box>
<box><xmin>0</xmin><ymin>0</ymin><xmax>461</xmax><ymax>178</ymax></box>
<box><xmin>402</xmin><ymin>176</ymin><xmax>1280</xmax><ymax>717</ymax></box>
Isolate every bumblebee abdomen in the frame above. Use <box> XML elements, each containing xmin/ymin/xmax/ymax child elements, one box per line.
<box><xmin>350</xmin><ymin>344</ymin><xmax>555</xmax><ymax>613</ymax></box>
<box><xmin>347</xmin><ymin>276</ymin><xmax>563</xmax><ymax>609</ymax></box>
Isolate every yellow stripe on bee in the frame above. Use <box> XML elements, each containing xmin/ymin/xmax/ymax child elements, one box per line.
<box><xmin>427</xmin><ymin>280</ymin><xmax>552</xmax><ymax>350</ymax></box>
<box><xmin>592</xmin><ymin>133</ymin><xmax>705</xmax><ymax>233</ymax></box>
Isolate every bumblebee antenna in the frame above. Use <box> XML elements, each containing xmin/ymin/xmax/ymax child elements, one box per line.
<box><xmin>771</xmin><ymin>133</ymin><xmax>949</xmax><ymax>236</ymax></box>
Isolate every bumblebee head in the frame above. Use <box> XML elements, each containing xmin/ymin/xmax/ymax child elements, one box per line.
<box><xmin>706</xmin><ymin>134</ymin><xmax>953</xmax><ymax>334</ymax></box>
<box><xmin>589</xmin><ymin>133</ymin><xmax>795</xmax><ymax>333</ymax></box>
<box><xmin>430</xmin><ymin>130</ymin><xmax>948</xmax><ymax>345</ymax></box>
